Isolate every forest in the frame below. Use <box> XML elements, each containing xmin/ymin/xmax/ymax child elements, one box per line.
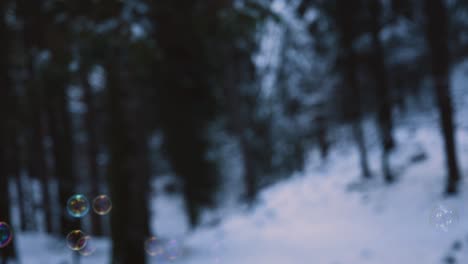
<box><xmin>1</xmin><ymin>0</ymin><xmax>468</xmax><ymax>263</ymax></box>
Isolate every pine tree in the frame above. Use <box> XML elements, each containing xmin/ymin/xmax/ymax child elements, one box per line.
<box><xmin>424</xmin><ymin>0</ymin><xmax>461</xmax><ymax>195</ymax></box>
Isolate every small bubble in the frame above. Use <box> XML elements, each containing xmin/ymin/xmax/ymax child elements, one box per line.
<box><xmin>430</xmin><ymin>204</ymin><xmax>458</xmax><ymax>232</ymax></box>
<box><xmin>78</xmin><ymin>236</ymin><xmax>96</xmax><ymax>256</ymax></box>
<box><xmin>164</xmin><ymin>239</ymin><xmax>182</xmax><ymax>260</ymax></box>
<box><xmin>145</xmin><ymin>236</ymin><xmax>165</xmax><ymax>257</ymax></box>
<box><xmin>66</xmin><ymin>230</ymin><xmax>87</xmax><ymax>251</ymax></box>
<box><xmin>92</xmin><ymin>195</ymin><xmax>112</xmax><ymax>215</ymax></box>
<box><xmin>67</xmin><ymin>194</ymin><xmax>90</xmax><ymax>218</ymax></box>
<box><xmin>0</xmin><ymin>222</ymin><xmax>13</xmax><ymax>248</ymax></box>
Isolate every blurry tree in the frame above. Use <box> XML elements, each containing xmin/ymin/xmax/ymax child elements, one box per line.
<box><xmin>335</xmin><ymin>0</ymin><xmax>372</xmax><ymax>178</ymax></box>
<box><xmin>0</xmin><ymin>0</ymin><xmax>18</xmax><ymax>261</ymax></box>
<box><xmin>220</xmin><ymin>1</ymin><xmax>277</xmax><ymax>204</ymax></box>
<box><xmin>368</xmin><ymin>0</ymin><xmax>396</xmax><ymax>183</ymax></box>
<box><xmin>106</xmin><ymin>42</ymin><xmax>151</xmax><ymax>263</ymax></box>
<box><xmin>150</xmin><ymin>0</ymin><xmax>223</xmax><ymax>226</ymax></box>
<box><xmin>16</xmin><ymin>0</ymin><xmax>53</xmax><ymax>233</ymax></box>
<box><xmin>424</xmin><ymin>0</ymin><xmax>461</xmax><ymax>195</ymax></box>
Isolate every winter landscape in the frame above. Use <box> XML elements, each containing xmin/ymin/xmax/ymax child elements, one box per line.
<box><xmin>1</xmin><ymin>0</ymin><xmax>468</xmax><ymax>264</ymax></box>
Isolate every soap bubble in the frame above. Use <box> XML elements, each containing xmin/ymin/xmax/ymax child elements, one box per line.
<box><xmin>67</xmin><ymin>194</ymin><xmax>90</xmax><ymax>218</ymax></box>
<box><xmin>430</xmin><ymin>204</ymin><xmax>458</xmax><ymax>232</ymax></box>
<box><xmin>0</xmin><ymin>222</ymin><xmax>13</xmax><ymax>248</ymax></box>
<box><xmin>145</xmin><ymin>236</ymin><xmax>165</xmax><ymax>257</ymax></box>
<box><xmin>164</xmin><ymin>239</ymin><xmax>182</xmax><ymax>260</ymax></box>
<box><xmin>93</xmin><ymin>195</ymin><xmax>112</xmax><ymax>215</ymax></box>
<box><xmin>78</xmin><ymin>236</ymin><xmax>96</xmax><ymax>256</ymax></box>
<box><xmin>66</xmin><ymin>230</ymin><xmax>87</xmax><ymax>251</ymax></box>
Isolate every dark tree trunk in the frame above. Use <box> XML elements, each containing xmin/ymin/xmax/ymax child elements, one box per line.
<box><xmin>316</xmin><ymin>116</ymin><xmax>329</xmax><ymax>160</ymax></box>
<box><xmin>44</xmin><ymin>67</ymin><xmax>78</xmax><ymax>235</ymax></box>
<box><xmin>151</xmin><ymin>1</ymin><xmax>220</xmax><ymax>228</ymax></box>
<box><xmin>18</xmin><ymin>0</ymin><xmax>53</xmax><ymax>233</ymax></box>
<box><xmin>0</xmin><ymin>1</ymin><xmax>18</xmax><ymax>260</ymax></box>
<box><xmin>337</xmin><ymin>0</ymin><xmax>372</xmax><ymax>178</ymax></box>
<box><xmin>424</xmin><ymin>0</ymin><xmax>461</xmax><ymax>195</ymax></box>
<box><xmin>26</xmin><ymin>70</ymin><xmax>54</xmax><ymax>233</ymax></box>
<box><xmin>369</xmin><ymin>0</ymin><xmax>396</xmax><ymax>183</ymax></box>
<box><xmin>107</xmin><ymin>48</ymin><xmax>149</xmax><ymax>264</ymax></box>
<box><xmin>80</xmin><ymin>65</ymin><xmax>104</xmax><ymax>236</ymax></box>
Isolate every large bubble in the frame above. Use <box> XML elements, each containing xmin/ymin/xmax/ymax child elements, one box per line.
<box><xmin>0</xmin><ymin>222</ymin><xmax>13</xmax><ymax>248</ymax></box>
<box><xmin>67</xmin><ymin>194</ymin><xmax>90</xmax><ymax>218</ymax></box>
<box><xmin>92</xmin><ymin>195</ymin><xmax>112</xmax><ymax>215</ymax></box>
<box><xmin>66</xmin><ymin>230</ymin><xmax>87</xmax><ymax>251</ymax></box>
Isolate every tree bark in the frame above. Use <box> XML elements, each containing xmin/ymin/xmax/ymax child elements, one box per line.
<box><xmin>106</xmin><ymin>46</ymin><xmax>149</xmax><ymax>264</ymax></box>
<box><xmin>0</xmin><ymin>1</ymin><xmax>18</xmax><ymax>260</ymax></box>
<box><xmin>337</xmin><ymin>0</ymin><xmax>372</xmax><ymax>178</ymax></box>
<box><xmin>424</xmin><ymin>0</ymin><xmax>461</xmax><ymax>195</ymax></box>
<box><xmin>369</xmin><ymin>0</ymin><xmax>396</xmax><ymax>183</ymax></box>
<box><xmin>80</xmin><ymin>64</ymin><xmax>104</xmax><ymax>236</ymax></box>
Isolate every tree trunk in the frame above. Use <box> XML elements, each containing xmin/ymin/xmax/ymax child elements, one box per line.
<box><xmin>0</xmin><ymin>1</ymin><xmax>18</xmax><ymax>260</ymax></box>
<box><xmin>424</xmin><ymin>0</ymin><xmax>461</xmax><ymax>195</ymax></box>
<box><xmin>80</xmin><ymin>65</ymin><xmax>104</xmax><ymax>236</ymax></box>
<box><xmin>106</xmin><ymin>48</ymin><xmax>149</xmax><ymax>264</ymax></box>
<box><xmin>337</xmin><ymin>0</ymin><xmax>372</xmax><ymax>179</ymax></box>
<box><xmin>26</xmin><ymin>70</ymin><xmax>54</xmax><ymax>233</ymax></box>
<box><xmin>44</xmin><ymin>68</ymin><xmax>78</xmax><ymax>235</ymax></box>
<box><xmin>369</xmin><ymin>0</ymin><xmax>395</xmax><ymax>183</ymax></box>
<box><xmin>18</xmin><ymin>0</ymin><xmax>54</xmax><ymax>233</ymax></box>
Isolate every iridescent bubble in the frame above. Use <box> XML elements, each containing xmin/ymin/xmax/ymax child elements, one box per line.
<box><xmin>66</xmin><ymin>230</ymin><xmax>87</xmax><ymax>251</ymax></box>
<box><xmin>92</xmin><ymin>195</ymin><xmax>112</xmax><ymax>215</ymax></box>
<box><xmin>144</xmin><ymin>236</ymin><xmax>165</xmax><ymax>257</ymax></box>
<box><xmin>78</xmin><ymin>236</ymin><xmax>96</xmax><ymax>256</ymax></box>
<box><xmin>164</xmin><ymin>239</ymin><xmax>182</xmax><ymax>260</ymax></box>
<box><xmin>430</xmin><ymin>204</ymin><xmax>458</xmax><ymax>232</ymax></box>
<box><xmin>0</xmin><ymin>222</ymin><xmax>13</xmax><ymax>248</ymax></box>
<box><xmin>67</xmin><ymin>194</ymin><xmax>90</xmax><ymax>218</ymax></box>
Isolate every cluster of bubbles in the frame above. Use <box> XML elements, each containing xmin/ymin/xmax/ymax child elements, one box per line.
<box><xmin>64</xmin><ymin>194</ymin><xmax>111</xmax><ymax>256</ymax></box>
<box><xmin>144</xmin><ymin>236</ymin><xmax>183</xmax><ymax>261</ymax></box>
<box><xmin>67</xmin><ymin>194</ymin><xmax>112</xmax><ymax>218</ymax></box>
<box><xmin>0</xmin><ymin>222</ymin><xmax>13</xmax><ymax>248</ymax></box>
<box><xmin>430</xmin><ymin>204</ymin><xmax>459</xmax><ymax>232</ymax></box>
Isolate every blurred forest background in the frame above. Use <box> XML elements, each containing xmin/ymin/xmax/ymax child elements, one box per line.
<box><xmin>1</xmin><ymin>0</ymin><xmax>468</xmax><ymax>263</ymax></box>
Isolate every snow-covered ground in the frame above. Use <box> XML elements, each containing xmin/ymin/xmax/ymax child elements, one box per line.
<box><xmin>11</xmin><ymin>63</ymin><xmax>468</xmax><ymax>264</ymax></box>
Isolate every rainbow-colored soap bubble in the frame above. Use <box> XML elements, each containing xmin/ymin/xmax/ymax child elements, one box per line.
<box><xmin>66</xmin><ymin>230</ymin><xmax>87</xmax><ymax>251</ymax></box>
<box><xmin>164</xmin><ymin>239</ymin><xmax>182</xmax><ymax>260</ymax></box>
<box><xmin>67</xmin><ymin>194</ymin><xmax>90</xmax><ymax>218</ymax></box>
<box><xmin>144</xmin><ymin>236</ymin><xmax>165</xmax><ymax>257</ymax></box>
<box><xmin>92</xmin><ymin>195</ymin><xmax>112</xmax><ymax>215</ymax></box>
<box><xmin>0</xmin><ymin>222</ymin><xmax>13</xmax><ymax>248</ymax></box>
<box><xmin>78</xmin><ymin>236</ymin><xmax>96</xmax><ymax>256</ymax></box>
